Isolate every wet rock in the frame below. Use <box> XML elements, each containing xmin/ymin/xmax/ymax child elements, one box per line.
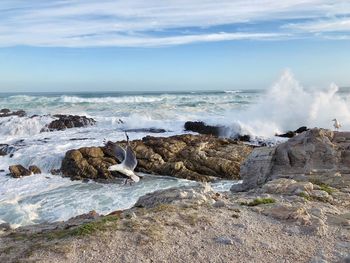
<box><xmin>0</xmin><ymin>109</ymin><xmax>26</xmax><ymax>117</ymax></box>
<box><xmin>0</xmin><ymin>144</ymin><xmax>15</xmax><ymax>156</ymax></box>
<box><xmin>276</xmin><ymin>126</ymin><xmax>309</xmax><ymax>138</ymax></box>
<box><xmin>9</xmin><ymin>165</ymin><xmax>32</xmax><ymax>178</ymax></box>
<box><xmin>125</xmin><ymin>128</ymin><xmax>168</xmax><ymax>133</ymax></box>
<box><xmin>232</xmin><ymin>128</ymin><xmax>350</xmax><ymax>192</ymax></box>
<box><xmin>42</xmin><ymin>114</ymin><xmax>96</xmax><ymax>132</ymax></box>
<box><xmin>29</xmin><ymin>165</ymin><xmax>42</xmax><ymax>174</ymax></box>
<box><xmin>61</xmin><ymin>134</ymin><xmax>253</xmax><ymax>182</ymax></box>
<box><xmin>184</xmin><ymin>121</ymin><xmax>228</xmax><ymax>137</ymax></box>
<box><xmin>50</xmin><ymin>169</ymin><xmax>61</xmax><ymax>175</ymax></box>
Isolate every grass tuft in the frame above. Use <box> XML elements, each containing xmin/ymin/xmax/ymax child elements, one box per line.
<box><xmin>240</xmin><ymin>198</ymin><xmax>276</xmax><ymax>206</ymax></box>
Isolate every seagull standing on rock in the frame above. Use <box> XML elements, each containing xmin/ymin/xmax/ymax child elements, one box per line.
<box><xmin>106</xmin><ymin>133</ymin><xmax>140</xmax><ymax>183</ymax></box>
<box><xmin>332</xmin><ymin>119</ymin><xmax>341</xmax><ymax>131</ymax></box>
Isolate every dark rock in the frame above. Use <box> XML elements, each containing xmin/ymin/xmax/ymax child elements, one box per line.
<box><xmin>0</xmin><ymin>109</ymin><xmax>26</xmax><ymax>117</ymax></box>
<box><xmin>0</xmin><ymin>223</ymin><xmax>11</xmax><ymax>232</ymax></box>
<box><xmin>61</xmin><ymin>134</ymin><xmax>253</xmax><ymax>182</ymax></box>
<box><xmin>294</xmin><ymin>126</ymin><xmax>308</xmax><ymax>134</ymax></box>
<box><xmin>42</xmin><ymin>114</ymin><xmax>96</xmax><ymax>132</ymax></box>
<box><xmin>236</xmin><ymin>134</ymin><xmax>251</xmax><ymax>142</ymax></box>
<box><xmin>125</xmin><ymin>128</ymin><xmax>167</xmax><ymax>133</ymax></box>
<box><xmin>29</xmin><ymin>165</ymin><xmax>42</xmax><ymax>174</ymax></box>
<box><xmin>9</xmin><ymin>165</ymin><xmax>32</xmax><ymax>178</ymax></box>
<box><xmin>276</xmin><ymin>131</ymin><xmax>296</xmax><ymax>138</ymax></box>
<box><xmin>69</xmin><ymin>138</ymin><xmax>90</xmax><ymax>141</ymax></box>
<box><xmin>50</xmin><ymin>169</ymin><xmax>61</xmax><ymax>175</ymax></box>
<box><xmin>184</xmin><ymin>121</ymin><xmax>228</xmax><ymax>137</ymax></box>
<box><xmin>276</xmin><ymin>126</ymin><xmax>309</xmax><ymax>138</ymax></box>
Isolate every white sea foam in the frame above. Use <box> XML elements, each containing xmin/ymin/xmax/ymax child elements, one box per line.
<box><xmin>0</xmin><ymin>71</ymin><xmax>349</xmax><ymax>227</ymax></box>
<box><xmin>221</xmin><ymin>70</ymin><xmax>350</xmax><ymax>137</ymax></box>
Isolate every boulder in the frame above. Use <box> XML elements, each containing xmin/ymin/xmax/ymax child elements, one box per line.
<box><xmin>232</xmin><ymin>128</ymin><xmax>350</xmax><ymax>192</ymax></box>
<box><xmin>42</xmin><ymin>114</ymin><xmax>96</xmax><ymax>132</ymax></box>
<box><xmin>0</xmin><ymin>109</ymin><xmax>26</xmax><ymax>117</ymax></box>
<box><xmin>9</xmin><ymin>165</ymin><xmax>32</xmax><ymax>178</ymax></box>
<box><xmin>61</xmin><ymin>134</ymin><xmax>253</xmax><ymax>182</ymax></box>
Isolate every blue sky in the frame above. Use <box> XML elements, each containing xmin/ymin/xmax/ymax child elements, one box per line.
<box><xmin>0</xmin><ymin>0</ymin><xmax>349</xmax><ymax>92</ymax></box>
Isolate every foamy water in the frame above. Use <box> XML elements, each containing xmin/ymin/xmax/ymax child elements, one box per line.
<box><xmin>0</xmin><ymin>71</ymin><xmax>349</xmax><ymax>227</ymax></box>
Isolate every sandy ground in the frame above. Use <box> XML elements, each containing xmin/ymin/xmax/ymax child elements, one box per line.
<box><xmin>1</xmin><ymin>188</ymin><xmax>349</xmax><ymax>263</ymax></box>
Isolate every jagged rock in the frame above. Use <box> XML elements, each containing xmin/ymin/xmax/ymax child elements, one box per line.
<box><xmin>0</xmin><ymin>109</ymin><xmax>26</xmax><ymax>117</ymax></box>
<box><xmin>42</xmin><ymin>114</ymin><xmax>96</xmax><ymax>132</ymax></box>
<box><xmin>0</xmin><ymin>144</ymin><xmax>15</xmax><ymax>156</ymax></box>
<box><xmin>29</xmin><ymin>165</ymin><xmax>42</xmax><ymax>174</ymax></box>
<box><xmin>60</xmin><ymin>134</ymin><xmax>253</xmax><ymax>182</ymax></box>
<box><xmin>232</xmin><ymin>128</ymin><xmax>350</xmax><ymax>192</ymax></box>
<box><xmin>9</xmin><ymin>165</ymin><xmax>32</xmax><ymax>178</ymax></box>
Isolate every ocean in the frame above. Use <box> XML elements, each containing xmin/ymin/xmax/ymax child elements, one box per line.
<box><xmin>1</xmin><ymin>71</ymin><xmax>350</xmax><ymax>227</ymax></box>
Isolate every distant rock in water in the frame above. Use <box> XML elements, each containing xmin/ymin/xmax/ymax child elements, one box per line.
<box><xmin>29</xmin><ymin>165</ymin><xmax>42</xmax><ymax>174</ymax></box>
<box><xmin>276</xmin><ymin>126</ymin><xmax>309</xmax><ymax>138</ymax></box>
<box><xmin>184</xmin><ymin>121</ymin><xmax>252</xmax><ymax>143</ymax></box>
<box><xmin>8</xmin><ymin>164</ymin><xmax>42</xmax><ymax>178</ymax></box>
<box><xmin>125</xmin><ymin>128</ymin><xmax>167</xmax><ymax>133</ymax></box>
<box><xmin>184</xmin><ymin>121</ymin><xmax>229</xmax><ymax>137</ymax></box>
<box><xmin>0</xmin><ymin>144</ymin><xmax>16</xmax><ymax>156</ymax></box>
<box><xmin>232</xmin><ymin>128</ymin><xmax>350</xmax><ymax>192</ymax></box>
<box><xmin>60</xmin><ymin>134</ymin><xmax>253</xmax><ymax>182</ymax></box>
<box><xmin>42</xmin><ymin>114</ymin><xmax>96</xmax><ymax>132</ymax></box>
<box><xmin>0</xmin><ymin>108</ymin><xmax>26</xmax><ymax>118</ymax></box>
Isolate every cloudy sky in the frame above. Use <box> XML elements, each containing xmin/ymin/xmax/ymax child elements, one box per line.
<box><xmin>0</xmin><ymin>0</ymin><xmax>349</xmax><ymax>91</ymax></box>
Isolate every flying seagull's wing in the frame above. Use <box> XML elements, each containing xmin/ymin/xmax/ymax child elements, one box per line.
<box><xmin>106</xmin><ymin>142</ymin><xmax>126</xmax><ymax>163</ymax></box>
<box><xmin>123</xmin><ymin>145</ymin><xmax>137</xmax><ymax>171</ymax></box>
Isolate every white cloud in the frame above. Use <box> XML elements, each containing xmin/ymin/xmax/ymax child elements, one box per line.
<box><xmin>0</xmin><ymin>0</ymin><xmax>349</xmax><ymax>47</ymax></box>
<box><xmin>285</xmin><ymin>18</ymin><xmax>350</xmax><ymax>32</ymax></box>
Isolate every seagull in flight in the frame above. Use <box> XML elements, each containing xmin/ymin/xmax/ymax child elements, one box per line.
<box><xmin>106</xmin><ymin>133</ymin><xmax>140</xmax><ymax>183</ymax></box>
<box><xmin>332</xmin><ymin>119</ymin><xmax>341</xmax><ymax>131</ymax></box>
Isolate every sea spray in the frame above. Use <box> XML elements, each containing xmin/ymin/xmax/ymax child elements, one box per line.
<box><xmin>223</xmin><ymin>70</ymin><xmax>350</xmax><ymax>137</ymax></box>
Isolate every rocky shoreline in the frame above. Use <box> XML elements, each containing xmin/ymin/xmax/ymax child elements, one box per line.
<box><xmin>1</xmin><ymin>128</ymin><xmax>350</xmax><ymax>262</ymax></box>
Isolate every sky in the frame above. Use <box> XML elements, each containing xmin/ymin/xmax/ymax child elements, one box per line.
<box><xmin>0</xmin><ymin>0</ymin><xmax>349</xmax><ymax>92</ymax></box>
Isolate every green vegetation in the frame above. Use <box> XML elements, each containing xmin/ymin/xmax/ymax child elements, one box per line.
<box><xmin>298</xmin><ymin>192</ymin><xmax>311</xmax><ymax>201</ymax></box>
<box><xmin>310</xmin><ymin>179</ymin><xmax>335</xmax><ymax>195</ymax></box>
<box><xmin>240</xmin><ymin>198</ymin><xmax>276</xmax><ymax>206</ymax></box>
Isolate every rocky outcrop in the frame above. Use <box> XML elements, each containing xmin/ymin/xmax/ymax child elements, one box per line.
<box><xmin>0</xmin><ymin>109</ymin><xmax>26</xmax><ymax>118</ymax></box>
<box><xmin>42</xmin><ymin>115</ymin><xmax>96</xmax><ymax>132</ymax></box>
<box><xmin>61</xmin><ymin>134</ymin><xmax>253</xmax><ymax>182</ymax></box>
<box><xmin>0</xmin><ymin>144</ymin><xmax>15</xmax><ymax>156</ymax></box>
<box><xmin>232</xmin><ymin>128</ymin><xmax>350</xmax><ymax>192</ymax></box>
<box><xmin>8</xmin><ymin>164</ymin><xmax>42</xmax><ymax>178</ymax></box>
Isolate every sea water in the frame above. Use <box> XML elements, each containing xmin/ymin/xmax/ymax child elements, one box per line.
<box><xmin>0</xmin><ymin>71</ymin><xmax>349</xmax><ymax>227</ymax></box>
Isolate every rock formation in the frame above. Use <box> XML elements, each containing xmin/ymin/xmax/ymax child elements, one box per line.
<box><xmin>8</xmin><ymin>164</ymin><xmax>42</xmax><ymax>178</ymax></box>
<box><xmin>61</xmin><ymin>134</ymin><xmax>253</xmax><ymax>182</ymax></box>
<box><xmin>232</xmin><ymin>128</ymin><xmax>350</xmax><ymax>192</ymax></box>
<box><xmin>42</xmin><ymin>114</ymin><xmax>96</xmax><ymax>132</ymax></box>
<box><xmin>0</xmin><ymin>109</ymin><xmax>26</xmax><ymax>118</ymax></box>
